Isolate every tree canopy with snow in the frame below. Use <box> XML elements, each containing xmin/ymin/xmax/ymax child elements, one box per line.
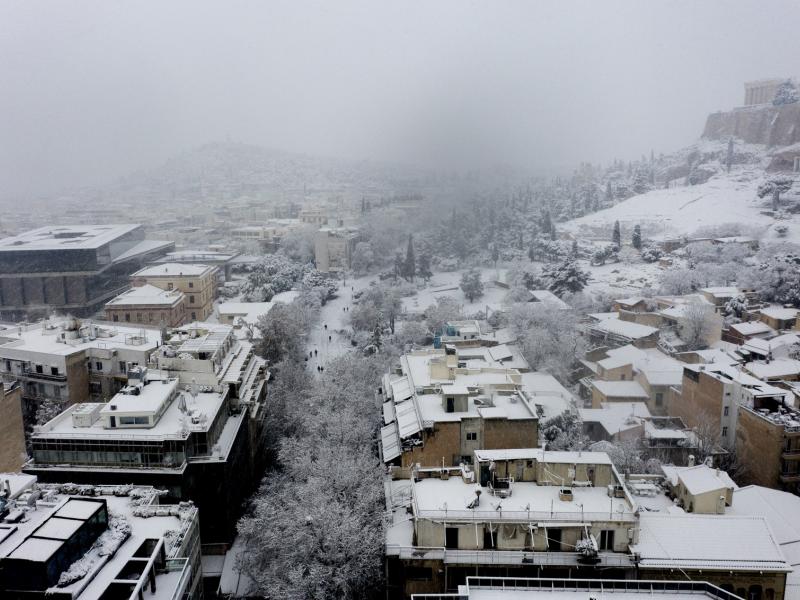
<box><xmin>541</xmin><ymin>259</ymin><xmax>589</xmax><ymax>296</ymax></box>
<box><xmin>459</xmin><ymin>268</ymin><xmax>484</xmax><ymax>302</ymax></box>
<box><xmin>773</xmin><ymin>80</ymin><xmax>799</xmax><ymax>106</ymax></box>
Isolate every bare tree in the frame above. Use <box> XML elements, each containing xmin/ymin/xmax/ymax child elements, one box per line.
<box><xmin>679</xmin><ymin>298</ymin><xmax>717</xmax><ymax>350</ymax></box>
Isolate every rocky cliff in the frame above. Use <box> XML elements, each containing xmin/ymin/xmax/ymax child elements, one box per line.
<box><xmin>703</xmin><ymin>102</ymin><xmax>800</xmax><ymax>147</ymax></box>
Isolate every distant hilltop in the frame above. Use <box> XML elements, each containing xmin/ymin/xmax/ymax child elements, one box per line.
<box><xmin>703</xmin><ymin>78</ymin><xmax>800</xmax><ymax>147</ymax></box>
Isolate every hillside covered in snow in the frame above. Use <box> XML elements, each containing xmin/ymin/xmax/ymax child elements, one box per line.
<box><xmin>563</xmin><ymin>139</ymin><xmax>800</xmax><ymax>244</ymax></box>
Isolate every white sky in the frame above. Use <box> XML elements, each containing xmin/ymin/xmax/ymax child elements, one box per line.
<box><xmin>1</xmin><ymin>0</ymin><xmax>799</xmax><ymax>198</ymax></box>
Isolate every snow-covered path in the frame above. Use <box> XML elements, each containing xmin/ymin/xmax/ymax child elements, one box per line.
<box><xmin>305</xmin><ymin>274</ymin><xmax>375</xmax><ymax>373</ymax></box>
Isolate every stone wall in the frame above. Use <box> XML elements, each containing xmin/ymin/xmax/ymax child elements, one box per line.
<box><xmin>703</xmin><ymin>102</ymin><xmax>800</xmax><ymax>147</ymax></box>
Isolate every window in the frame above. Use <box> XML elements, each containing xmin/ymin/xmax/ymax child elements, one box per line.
<box><xmin>723</xmin><ymin>406</ymin><xmax>729</xmax><ymax>416</ymax></box>
<box><xmin>167</xmin><ymin>282</ymin><xmax>174</xmax><ymax>290</ymax></box>
<box><xmin>655</xmin><ymin>392</ymin><xmax>663</xmax><ymax>406</ymax></box>
<box><xmin>722</xmin><ymin>426</ymin><xmax>728</xmax><ymax>437</ymax></box>
<box><xmin>53</xmin><ymin>386</ymin><xmax>61</xmax><ymax>399</ymax></box>
<box><xmin>119</xmin><ymin>416</ymin><xmax>149</xmax><ymax>425</ymax></box>
<box><xmin>599</xmin><ymin>530</ymin><xmax>615</xmax><ymax>551</ymax></box>
<box><xmin>445</xmin><ymin>527</ymin><xmax>459</xmax><ymax>549</ymax></box>
<box><xmin>95</xmin><ymin>361</ymin><xmax>103</xmax><ymax>371</ymax></box>
<box><xmin>189</xmin><ymin>295</ymin><xmax>195</xmax><ymax>304</ymax></box>
<box><xmin>112</xmin><ymin>314</ymin><xmax>119</xmax><ymax>322</ymax></box>
<box><xmin>124</xmin><ymin>313</ymin><xmax>131</xmax><ymax>322</ymax></box>
<box><xmin>446</xmin><ymin>397</ymin><xmax>455</xmax><ymax>413</ymax></box>
<box><xmin>35</xmin><ymin>364</ymin><xmax>43</xmax><ymax>374</ymax></box>
<box><xmin>119</xmin><ymin>361</ymin><xmax>127</xmax><ymax>373</ymax></box>
<box><xmin>50</xmin><ymin>366</ymin><xmax>59</xmax><ymax>376</ymax></box>
<box><xmin>466</xmin><ymin>432</ymin><xmax>477</xmax><ymax>441</ymax></box>
<box><xmin>191</xmin><ymin>312</ymin><xmax>196</xmax><ymax>320</ymax></box>
<box><xmin>188</xmin><ymin>281</ymin><xmax>194</xmax><ymax>288</ymax></box>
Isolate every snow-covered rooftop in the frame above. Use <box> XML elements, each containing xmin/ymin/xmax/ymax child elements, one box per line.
<box><xmin>106</xmin><ymin>284</ymin><xmax>184</xmax><ymax>306</ymax></box>
<box><xmin>591</xmin><ymin>380</ymin><xmax>649</xmax><ymax>399</ymax></box>
<box><xmin>633</xmin><ymin>513</ymin><xmax>789</xmax><ymax>572</ymax></box>
<box><xmin>412</xmin><ymin>477</ymin><xmax>635</xmax><ymax>523</ymax></box>
<box><xmin>760</xmin><ymin>306</ymin><xmax>799</xmax><ymax>321</ymax></box>
<box><xmin>742</xmin><ymin>333</ymin><xmax>800</xmax><ymax>356</ymax></box>
<box><xmin>0</xmin><ymin>319</ymin><xmax>160</xmax><ymax>359</ymax></box>
<box><xmin>744</xmin><ymin>358</ymin><xmax>800</xmax><ymax>380</ymax></box>
<box><xmin>0</xmin><ymin>224</ymin><xmax>141</xmax><ymax>251</ymax></box>
<box><xmin>580</xmin><ymin>402</ymin><xmax>651</xmax><ymax>436</ymax></box>
<box><xmin>589</xmin><ymin>317</ymin><xmax>659</xmax><ymax>340</ymax></box>
<box><xmin>528</xmin><ymin>289</ymin><xmax>571</xmax><ymax>310</ymax></box>
<box><xmin>662</xmin><ymin>464</ymin><xmax>737</xmax><ymax>496</ymax></box>
<box><xmin>133</xmin><ymin>262</ymin><xmax>215</xmax><ymax>277</ymax></box>
<box><xmin>448</xmin><ymin>579</ymin><xmax>749</xmax><ymax>600</ymax></box>
<box><xmin>0</xmin><ymin>483</ymin><xmax>196</xmax><ymax>599</ymax></box>
<box><xmin>700</xmin><ymin>287</ymin><xmax>740</xmax><ymax>299</ymax></box>
<box><xmin>729</xmin><ymin>486</ymin><xmax>800</xmax><ymax>568</ymax></box>
<box><xmin>729</xmin><ymin>321</ymin><xmax>776</xmax><ymax>336</ymax></box>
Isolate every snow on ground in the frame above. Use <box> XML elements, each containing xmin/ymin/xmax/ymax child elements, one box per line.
<box><xmin>564</xmin><ymin>167</ymin><xmax>797</xmax><ymax>243</ymax></box>
<box><xmin>401</xmin><ymin>268</ymin><xmax>508</xmax><ymax>315</ymax></box>
<box><xmin>582</xmin><ymin>258</ymin><xmax>670</xmax><ymax>297</ymax></box>
<box><xmin>307</xmin><ymin>274</ymin><xmax>375</xmax><ymax>371</ymax></box>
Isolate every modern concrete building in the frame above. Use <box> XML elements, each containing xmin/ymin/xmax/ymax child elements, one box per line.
<box><xmin>0</xmin><ymin>224</ymin><xmax>173</xmax><ymax>320</ymax></box>
<box><xmin>131</xmin><ymin>263</ymin><xmax>217</xmax><ymax>321</ymax></box>
<box><xmin>0</xmin><ymin>318</ymin><xmax>161</xmax><ymax>430</ymax></box>
<box><xmin>0</xmin><ymin>478</ymin><xmax>201</xmax><ymax>599</ymax></box>
<box><xmin>26</xmin><ymin>323</ymin><xmax>268</xmax><ymax>544</ymax></box>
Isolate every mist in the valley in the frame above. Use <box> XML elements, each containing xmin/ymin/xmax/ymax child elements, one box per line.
<box><xmin>1</xmin><ymin>0</ymin><xmax>799</xmax><ymax>200</ymax></box>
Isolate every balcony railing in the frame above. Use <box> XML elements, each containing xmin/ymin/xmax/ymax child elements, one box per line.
<box><xmin>386</xmin><ymin>545</ymin><xmax>634</xmax><ymax>568</ymax></box>
<box><xmin>414</xmin><ymin>508</ymin><xmax>636</xmax><ymax>523</ymax></box>
<box><xmin>466</xmin><ymin>578</ymin><xmax>742</xmax><ymax>600</ymax></box>
<box><xmin>20</xmin><ymin>369</ymin><xmax>67</xmax><ymax>382</ymax></box>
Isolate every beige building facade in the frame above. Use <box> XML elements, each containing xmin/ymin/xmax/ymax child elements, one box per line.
<box><xmin>131</xmin><ymin>263</ymin><xmax>217</xmax><ymax>321</ymax></box>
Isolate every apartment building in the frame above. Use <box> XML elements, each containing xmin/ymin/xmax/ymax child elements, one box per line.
<box><xmin>380</xmin><ymin>347</ymin><xmax>542</xmax><ymax>473</ymax></box>
<box><xmin>737</xmin><ymin>399</ymin><xmax>800</xmax><ymax>495</ymax></box>
<box><xmin>633</xmin><ymin>513</ymin><xmax>790</xmax><ymax>600</ymax></box>
<box><xmin>0</xmin><ymin>478</ymin><xmax>201</xmax><ymax>599</ymax></box>
<box><xmin>0</xmin><ymin>382</ymin><xmax>24</xmax><ymax>471</ymax></box>
<box><xmin>131</xmin><ymin>263</ymin><xmax>217</xmax><ymax>321</ymax></box>
<box><xmin>586</xmin><ymin>344</ymin><xmax>684</xmax><ymax>415</ymax></box>
<box><xmin>670</xmin><ymin>363</ymin><xmax>788</xmax><ymax>451</ymax></box>
<box><xmin>0</xmin><ymin>318</ymin><xmax>160</xmax><ymax>429</ymax></box>
<box><xmin>386</xmin><ymin>449</ymin><xmax>637</xmax><ymax>597</ymax></box>
<box><xmin>0</xmin><ymin>224</ymin><xmax>173</xmax><ymax>320</ymax></box>
<box><xmin>25</xmin><ymin>323</ymin><xmax>268</xmax><ymax>543</ymax></box>
<box><xmin>104</xmin><ymin>284</ymin><xmax>186</xmax><ymax>327</ymax></box>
